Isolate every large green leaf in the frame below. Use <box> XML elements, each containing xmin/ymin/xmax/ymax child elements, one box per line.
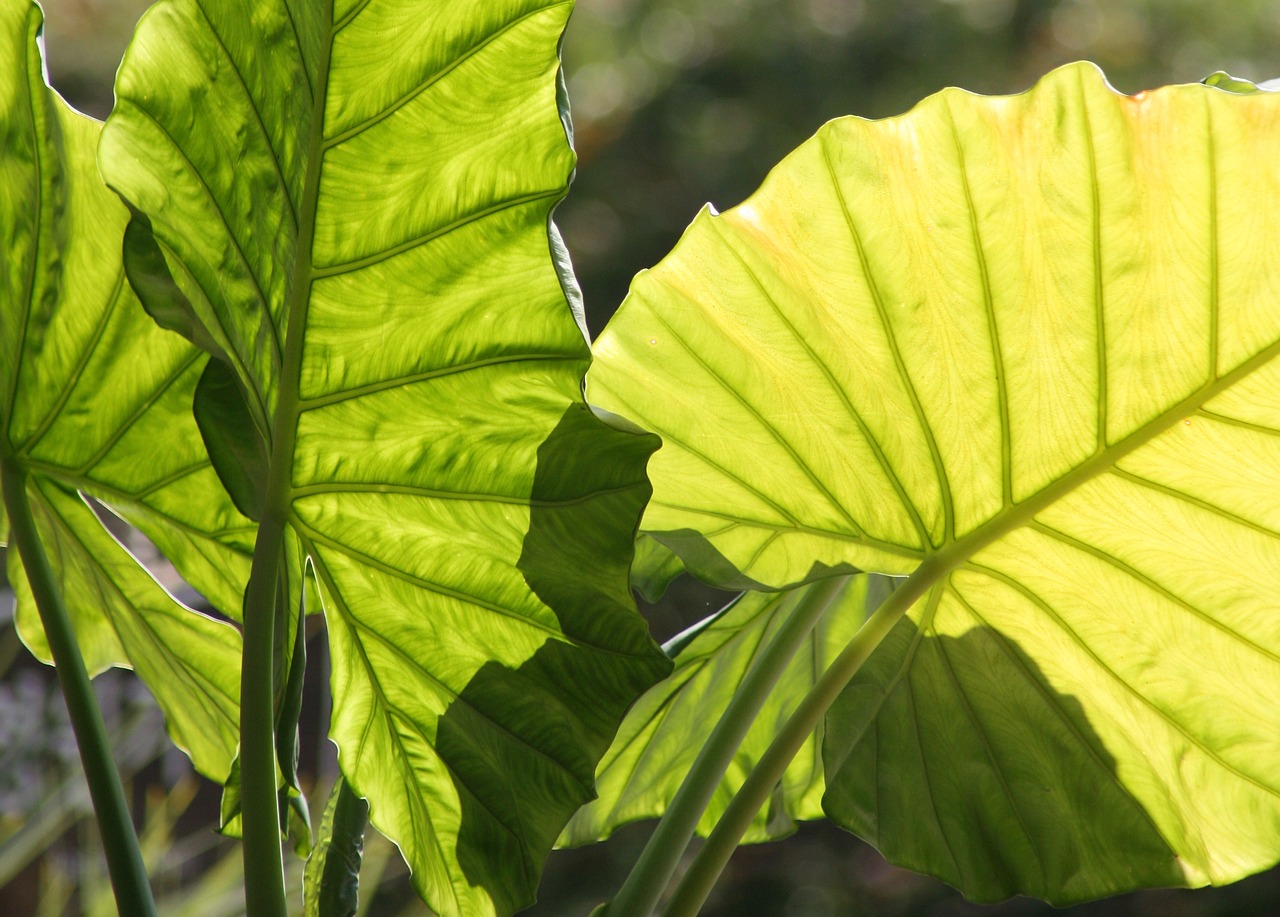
<box><xmin>589</xmin><ymin>63</ymin><xmax>1280</xmax><ymax>901</ymax></box>
<box><xmin>562</xmin><ymin>575</ymin><xmax>892</xmax><ymax>847</ymax></box>
<box><xmin>98</xmin><ymin>1</ymin><xmax>670</xmax><ymax>913</ymax></box>
<box><xmin>0</xmin><ymin>0</ymin><xmax>241</xmax><ymax>782</ymax></box>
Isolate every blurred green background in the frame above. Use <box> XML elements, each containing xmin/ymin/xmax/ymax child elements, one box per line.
<box><xmin>3</xmin><ymin>0</ymin><xmax>1280</xmax><ymax>914</ymax></box>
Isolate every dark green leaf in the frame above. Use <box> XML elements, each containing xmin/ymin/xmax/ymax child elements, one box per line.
<box><xmin>193</xmin><ymin>357</ymin><xmax>268</xmax><ymax>521</ymax></box>
<box><xmin>305</xmin><ymin>778</ymin><xmax>370</xmax><ymax>917</ymax></box>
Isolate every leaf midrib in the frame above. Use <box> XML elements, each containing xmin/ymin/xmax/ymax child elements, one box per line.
<box><xmin>935</xmin><ymin>332</ymin><xmax>1280</xmax><ymax>571</ymax></box>
<box><xmin>263</xmin><ymin>0</ymin><xmax>334</xmax><ymax>521</ymax></box>
<box><xmin>5</xmin><ymin>7</ymin><xmax>45</xmax><ymax>455</ymax></box>
<box><xmin>823</xmin><ymin>335</ymin><xmax>1280</xmax><ymax>852</ymax></box>
<box><xmin>965</xmin><ymin>560</ymin><xmax>1280</xmax><ymax>801</ymax></box>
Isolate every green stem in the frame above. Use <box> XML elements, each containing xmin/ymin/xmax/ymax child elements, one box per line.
<box><xmin>661</xmin><ymin>565</ymin><xmax>939</xmax><ymax>917</ymax></box>
<box><xmin>238</xmin><ymin>0</ymin><xmax>333</xmax><ymax>908</ymax></box>
<box><xmin>607</xmin><ymin>575</ymin><xmax>849</xmax><ymax>917</ymax></box>
<box><xmin>240</xmin><ymin>506</ymin><xmax>288</xmax><ymax>917</ymax></box>
<box><xmin>0</xmin><ymin>457</ymin><xmax>157</xmax><ymax>917</ymax></box>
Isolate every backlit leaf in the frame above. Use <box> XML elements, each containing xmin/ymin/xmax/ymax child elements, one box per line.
<box><xmin>0</xmin><ymin>0</ymin><xmax>241</xmax><ymax>782</ymax></box>
<box><xmin>99</xmin><ymin>1</ymin><xmax>670</xmax><ymax>913</ymax></box>
<box><xmin>590</xmin><ymin>63</ymin><xmax>1280</xmax><ymax>901</ymax></box>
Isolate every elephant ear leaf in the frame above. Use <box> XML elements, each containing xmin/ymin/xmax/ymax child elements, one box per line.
<box><xmin>0</xmin><ymin>0</ymin><xmax>243</xmax><ymax>782</ymax></box>
<box><xmin>99</xmin><ymin>1</ymin><xmax>671</xmax><ymax>913</ymax></box>
<box><xmin>590</xmin><ymin>63</ymin><xmax>1280</xmax><ymax>902</ymax></box>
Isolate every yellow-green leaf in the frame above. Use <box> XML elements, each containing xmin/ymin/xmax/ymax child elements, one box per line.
<box><xmin>590</xmin><ymin>63</ymin><xmax>1280</xmax><ymax>901</ymax></box>
<box><xmin>562</xmin><ymin>575</ymin><xmax>891</xmax><ymax>847</ymax></box>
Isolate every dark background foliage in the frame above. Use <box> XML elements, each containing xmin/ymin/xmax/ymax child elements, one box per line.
<box><xmin>3</xmin><ymin>0</ymin><xmax>1279</xmax><ymax>913</ymax></box>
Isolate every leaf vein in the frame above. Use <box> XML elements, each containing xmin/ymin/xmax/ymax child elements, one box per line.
<box><xmin>293</xmin><ymin>521</ymin><xmax>654</xmax><ymax>659</ymax></box>
<box><xmin>297</xmin><ymin>353</ymin><xmax>581</xmax><ymax>410</ymax></box>
<box><xmin>1029</xmin><ymin>518</ymin><xmax>1280</xmax><ymax>667</ymax></box>
<box><xmin>321</xmin><ymin>3</ymin><xmax>571</xmax><ymax>150</ymax></box>
<box><xmin>644</xmin><ymin>297</ymin><xmax>868</xmax><ymax>538</ymax></box>
<box><xmin>1109</xmin><ymin>466</ymin><xmax>1280</xmax><ymax>542</ymax></box>
<box><xmin>292</xmin><ymin>480</ymin><xmax>641</xmax><ymax>508</ymax></box>
<box><xmin>933</xmin><ymin>619</ymin><xmax>1044</xmax><ymax>878</ymax></box>
<box><xmin>116</xmin><ymin>100</ymin><xmax>285</xmax><ymax>369</ymax></box>
<box><xmin>817</xmin><ymin>131</ymin><xmax>953</xmax><ymax>541</ymax></box>
<box><xmin>15</xmin><ymin>270</ymin><xmax>124</xmax><ymax>457</ymax></box>
<box><xmin>945</xmin><ymin>583</ymin><xmax>1172</xmax><ymax>846</ymax></box>
<box><xmin>310</xmin><ymin>189</ymin><xmax>563</xmax><ymax>278</ymax></box>
<box><xmin>945</xmin><ymin>100</ymin><xmax>1011</xmax><ymax>508</ymax></box>
<box><xmin>965</xmin><ymin>562</ymin><xmax>1280</xmax><ymax>801</ymax></box>
<box><xmin>193</xmin><ymin>1</ymin><xmax>300</xmax><ymax>227</ymax></box>
<box><xmin>704</xmin><ymin>216</ymin><xmax>932</xmax><ymax>549</ymax></box>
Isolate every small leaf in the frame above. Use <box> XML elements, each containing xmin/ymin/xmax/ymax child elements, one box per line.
<box><xmin>1202</xmin><ymin>72</ymin><xmax>1280</xmax><ymax>94</ymax></box>
<box><xmin>630</xmin><ymin>533</ymin><xmax>685</xmax><ymax>603</ymax></box>
<box><xmin>305</xmin><ymin>778</ymin><xmax>370</xmax><ymax>917</ymax></box>
<box><xmin>193</xmin><ymin>357</ymin><xmax>268</xmax><ymax>521</ymax></box>
<box><xmin>122</xmin><ymin>210</ymin><xmax>223</xmax><ymax>359</ymax></box>
<box><xmin>277</xmin><ymin>560</ymin><xmax>312</xmax><ymax>854</ymax></box>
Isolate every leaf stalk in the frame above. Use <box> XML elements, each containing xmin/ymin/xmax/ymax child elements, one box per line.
<box><xmin>660</xmin><ymin>566</ymin><xmax>936</xmax><ymax>917</ymax></box>
<box><xmin>0</xmin><ymin>456</ymin><xmax>157</xmax><ymax>917</ymax></box>
<box><xmin>607</xmin><ymin>574</ymin><xmax>849</xmax><ymax>916</ymax></box>
<box><xmin>240</xmin><ymin>505</ymin><xmax>289</xmax><ymax>917</ymax></box>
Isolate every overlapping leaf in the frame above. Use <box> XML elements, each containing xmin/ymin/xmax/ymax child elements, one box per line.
<box><xmin>0</xmin><ymin>0</ymin><xmax>242</xmax><ymax>782</ymax></box>
<box><xmin>562</xmin><ymin>575</ymin><xmax>893</xmax><ymax>847</ymax></box>
<box><xmin>98</xmin><ymin>1</ymin><xmax>670</xmax><ymax>913</ymax></box>
<box><xmin>590</xmin><ymin>63</ymin><xmax>1280</xmax><ymax>901</ymax></box>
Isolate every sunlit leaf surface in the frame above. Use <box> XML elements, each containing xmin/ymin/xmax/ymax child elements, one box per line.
<box><xmin>590</xmin><ymin>63</ymin><xmax>1280</xmax><ymax>902</ymax></box>
<box><xmin>0</xmin><ymin>0</ymin><xmax>240</xmax><ymax>782</ymax></box>
<box><xmin>99</xmin><ymin>1</ymin><xmax>670</xmax><ymax>913</ymax></box>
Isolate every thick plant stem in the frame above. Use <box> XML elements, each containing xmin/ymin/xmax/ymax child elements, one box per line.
<box><xmin>0</xmin><ymin>457</ymin><xmax>157</xmax><ymax>917</ymax></box>
<box><xmin>661</xmin><ymin>566</ymin><xmax>940</xmax><ymax>917</ymax></box>
<box><xmin>240</xmin><ymin>507</ymin><xmax>289</xmax><ymax>917</ymax></box>
<box><xmin>607</xmin><ymin>575</ymin><xmax>850</xmax><ymax>917</ymax></box>
<box><xmin>238</xmin><ymin>0</ymin><xmax>332</xmax><ymax>909</ymax></box>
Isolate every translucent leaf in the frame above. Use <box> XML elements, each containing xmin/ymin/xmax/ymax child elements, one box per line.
<box><xmin>0</xmin><ymin>0</ymin><xmax>241</xmax><ymax>782</ymax></box>
<box><xmin>99</xmin><ymin>1</ymin><xmax>671</xmax><ymax>912</ymax></box>
<box><xmin>590</xmin><ymin>63</ymin><xmax>1280</xmax><ymax>901</ymax></box>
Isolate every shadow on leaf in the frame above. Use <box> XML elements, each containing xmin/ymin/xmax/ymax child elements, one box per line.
<box><xmin>434</xmin><ymin>404</ymin><xmax>670</xmax><ymax>913</ymax></box>
<box><xmin>822</xmin><ymin>619</ymin><xmax>1181</xmax><ymax>906</ymax></box>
